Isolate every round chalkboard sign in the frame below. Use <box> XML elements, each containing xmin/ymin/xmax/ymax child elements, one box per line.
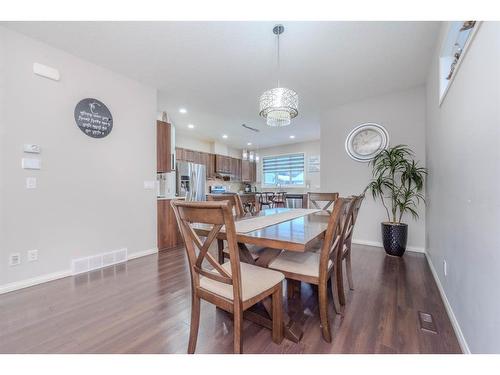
<box><xmin>74</xmin><ymin>98</ymin><xmax>113</xmax><ymax>138</ymax></box>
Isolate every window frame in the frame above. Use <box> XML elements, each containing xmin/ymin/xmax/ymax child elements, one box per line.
<box><xmin>260</xmin><ymin>152</ymin><xmax>306</xmax><ymax>188</ymax></box>
<box><xmin>439</xmin><ymin>21</ymin><xmax>482</xmax><ymax>106</ymax></box>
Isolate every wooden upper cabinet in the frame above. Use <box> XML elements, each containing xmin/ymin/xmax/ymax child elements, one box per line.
<box><xmin>157</xmin><ymin>121</ymin><xmax>172</xmax><ymax>172</ymax></box>
<box><xmin>241</xmin><ymin>160</ymin><xmax>251</xmax><ymax>182</ymax></box>
<box><xmin>215</xmin><ymin>155</ymin><xmax>228</xmax><ymax>173</ymax></box>
<box><xmin>208</xmin><ymin>154</ymin><xmax>216</xmax><ymax>178</ymax></box>
<box><xmin>250</xmin><ymin>161</ymin><xmax>257</xmax><ymax>182</ymax></box>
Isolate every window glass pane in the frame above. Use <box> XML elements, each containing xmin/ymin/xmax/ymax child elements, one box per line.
<box><xmin>264</xmin><ymin>172</ymin><xmax>276</xmax><ymax>185</ymax></box>
<box><xmin>290</xmin><ymin>170</ymin><xmax>304</xmax><ymax>185</ymax></box>
<box><xmin>262</xmin><ymin>153</ymin><xmax>305</xmax><ymax>186</ymax></box>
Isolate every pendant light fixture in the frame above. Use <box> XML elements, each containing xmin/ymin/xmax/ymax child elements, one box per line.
<box><xmin>259</xmin><ymin>24</ymin><xmax>298</xmax><ymax>127</ymax></box>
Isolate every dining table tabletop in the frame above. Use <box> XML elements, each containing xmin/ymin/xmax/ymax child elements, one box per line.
<box><xmin>192</xmin><ymin>207</ymin><xmax>331</xmax><ymax>343</ymax></box>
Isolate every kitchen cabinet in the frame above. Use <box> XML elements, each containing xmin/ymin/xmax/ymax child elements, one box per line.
<box><xmin>177</xmin><ymin>148</ymin><xmax>216</xmax><ymax>179</ymax></box>
<box><xmin>207</xmin><ymin>154</ymin><xmax>216</xmax><ymax>179</ymax></box>
<box><xmin>157</xmin><ymin>121</ymin><xmax>175</xmax><ymax>172</ymax></box>
<box><xmin>250</xmin><ymin>161</ymin><xmax>257</xmax><ymax>182</ymax></box>
<box><xmin>215</xmin><ymin>154</ymin><xmax>229</xmax><ymax>174</ymax></box>
<box><xmin>241</xmin><ymin>160</ymin><xmax>250</xmax><ymax>182</ymax></box>
<box><xmin>177</xmin><ymin>148</ymin><xmax>246</xmax><ymax>181</ymax></box>
<box><xmin>158</xmin><ymin>199</ymin><xmax>183</xmax><ymax>250</ymax></box>
<box><xmin>242</xmin><ymin>160</ymin><xmax>257</xmax><ymax>182</ymax></box>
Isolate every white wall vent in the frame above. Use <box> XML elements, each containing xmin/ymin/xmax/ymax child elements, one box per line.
<box><xmin>72</xmin><ymin>257</ymin><xmax>90</xmax><ymax>275</ymax></box>
<box><xmin>71</xmin><ymin>248</ymin><xmax>128</xmax><ymax>275</ymax></box>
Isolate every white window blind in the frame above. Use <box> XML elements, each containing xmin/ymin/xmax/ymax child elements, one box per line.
<box><xmin>262</xmin><ymin>153</ymin><xmax>305</xmax><ymax>186</ymax></box>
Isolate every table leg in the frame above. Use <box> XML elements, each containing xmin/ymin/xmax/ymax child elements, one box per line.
<box><xmin>237</xmin><ymin>242</ymin><xmax>257</xmax><ymax>264</ymax></box>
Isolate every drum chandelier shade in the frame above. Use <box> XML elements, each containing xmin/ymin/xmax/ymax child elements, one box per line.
<box><xmin>259</xmin><ymin>25</ymin><xmax>298</xmax><ymax>127</ymax></box>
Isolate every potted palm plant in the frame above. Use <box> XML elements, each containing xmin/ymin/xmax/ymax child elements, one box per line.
<box><xmin>365</xmin><ymin>145</ymin><xmax>427</xmax><ymax>256</ymax></box>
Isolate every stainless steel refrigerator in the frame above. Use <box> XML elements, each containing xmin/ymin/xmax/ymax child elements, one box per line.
<box><xmin>176</xmin><ymin>161</ymin><xmax>206</xmax><ymax>201</ymax></box>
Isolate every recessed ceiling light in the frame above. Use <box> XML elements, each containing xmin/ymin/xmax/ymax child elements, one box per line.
<box><xmin>222</xmin><ymin>134</ymin><xmax>228</xmax><ymax>139</ymax></box>
<box><xmin>187</xmin><ymin>124</ymin><xmax>195</xmax><ymax>129</ymax></box>
<box><xmin>247</xmin><ymin>142</ymin><xmax>252</xmax><ymax>146</ymax></box>
<box><xmin>179</xmin><ymin>108</ymin><xmax>187</xmax><ymax>114</ymax></box>
<box><xmin>289</xmin><ymin>135</ymin><xmax>296</xmax><ymax>139</ymax></box>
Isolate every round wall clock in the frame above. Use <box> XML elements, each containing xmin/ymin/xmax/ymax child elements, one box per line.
<box><xmin>345</xmin><ymin>123</ymin><xmax>389</xmax><ymax>162</ymax></box>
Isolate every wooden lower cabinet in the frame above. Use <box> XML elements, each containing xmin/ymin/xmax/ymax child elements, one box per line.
<box><xmin>157</xmin><ymin>199</ymin><xmax>183</xmax><ymax>250</ymax></box>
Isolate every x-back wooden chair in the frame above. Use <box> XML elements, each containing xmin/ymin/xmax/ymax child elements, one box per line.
<box><xmin>308</xmin><ymin>192</ymin><xmax>339</xmax><ymax>211</ymax></box>
<box><xmin>206</xmin><ymin>194</ymin><xmax>264</xmax><ymax>264</ymax></box>
<box><xmin>337</xmin><ymin>194</ymin><xmax>365</xmax><ymax>305</ymax></box>
<box><xmin>268</xmin><ymin>198</ymin><xmax>347</xmax><ymax>342</ymax></box>
<box><xmin>207</xmin><ymin>193</ymin><xmax>245</xmax><ymax>217</ymax></box>
<box><xmin>170</xmin><ymin>200</ymin><xmax>284</xmax><ymax>354</ymax></box>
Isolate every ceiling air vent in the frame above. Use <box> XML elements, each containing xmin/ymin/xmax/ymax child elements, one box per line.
<box><xmin>241</xmin><ymin>123</ymin><xmax>260</xmax><ymax>132</ymax></box>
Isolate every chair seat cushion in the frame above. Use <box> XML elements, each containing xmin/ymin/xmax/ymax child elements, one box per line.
<box><xmin>200</xmin><ymin>262</ymin><xmax>284</xmax><ymax>302</ymax></box>
<box><xmin>222</xmin><ymin>245</ymin><xmax>264</xmax><ymax>260</ymax></box>
<box><xmin>268</xmin><ymin>251</ymin><xmax>332</xmax><ymax>278</ymax></box>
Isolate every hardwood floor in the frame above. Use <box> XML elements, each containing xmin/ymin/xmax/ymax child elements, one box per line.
<box><xmin>0</xmin><ymin>244</ymin><xmax>461</xmax><ymax>354</ymax></box>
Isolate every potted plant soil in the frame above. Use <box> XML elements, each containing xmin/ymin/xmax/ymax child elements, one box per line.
<box><xmin>365</xmin><ymin>145</ymin><xmax>427</xmax><ymax>257</ymax></box>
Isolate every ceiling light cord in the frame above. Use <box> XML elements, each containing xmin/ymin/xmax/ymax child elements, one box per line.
<box><xmin>276</xmin><ymin>29</ymin><xmax>280</xmax><ymax>88</ymax></box>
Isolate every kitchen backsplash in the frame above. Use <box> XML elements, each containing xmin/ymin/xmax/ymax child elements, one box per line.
<box><xmin>206</xmin><ymin>180</ymin><xmax>245</xmax><ymax>194</ymax></box>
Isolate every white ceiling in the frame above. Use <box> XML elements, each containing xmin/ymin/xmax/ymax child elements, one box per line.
<box><xmin>3</xmin><ymin>21</ymin><xmax>440</xmax><ymax>149</ymax></box>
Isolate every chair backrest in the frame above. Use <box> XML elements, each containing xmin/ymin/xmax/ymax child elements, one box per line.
<box><xmin>317</xmin><ymin>197</ymin><xmax>347</xmax><ymax>281</ymax></box>
<box><xmin>207</xmin><ymin>193</ymin><xmax>245</xmax><ymax>217</ymax></box>
<box><xmin>342</xmin><ymin>194</ymin><xmax>365</xmax><ymax>248</ymax></box>
<box><xmin>308</xmin><ymin>192</ymin><xmax>339</xmax><ymax>211</ymax></box>
<box><xmin>170</xmin><ymin>200</ymin><xmax>243</xmax><ymax>302</ymax></box>
<box><xmin>259</xmin><ymin>192</ymin><xmax>274</xmax><ymax>204</ymax></box>
<box><xmin>274</xmin><ymin>192</ymin><xmax>286</xmax><ymax>202</ymax></box>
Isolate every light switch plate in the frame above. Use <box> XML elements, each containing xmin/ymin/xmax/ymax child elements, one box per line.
<box><xmin>143</xmin><ymin>180</ymin><xmax>155</xmax><ymax>190</ymax></box>
<box><xmin>23</xmin><ymin>144</ymin><xmax>41</xmax><ymax>154</ymax></box>
<box><xmin>22</xmin><ymin>158</ymin><xmax>41</xmax><ymax>170</ymax></box>
<box><xmin>26</xmin><ymin>177</ymin><xmax>37</xmax><ymax>189</ymax></box>
<box><xmin>9</xmin><ymin>253</ymin><xmax>21</xmax><ymax>266</ymax></box>
<box><xmin>27</xmin><ymin>249</ymin><xmax>38</xmax><ymax>262</ymax></box>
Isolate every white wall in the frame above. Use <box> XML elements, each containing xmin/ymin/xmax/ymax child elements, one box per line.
<box><xmin>0</xmin><ymin>28</ymin><xmax>158</xmax><ymax>289</ymax></box>
<box><xmin>175</xmin><ymin>132</ymin><xmax>212</xmax><ymax>153</ymax></box>
<box><xmin>256</xmin><ymin>140</ymin><xmax>321</xmax><ymax>193</ymax></box>
<box><xmin>320</xmin><ymin>86</ymin><xmax>426</xmax><ymax>250</ymax></box>
<box><xmin>425</xmin><ymin>22</ymin><xmax>500</xmax><ymax>353</ymax></box>
<box><xmin>175</xmin><ymin>132</ymin><xmax>241</xmax><ymax>158</ymax></box>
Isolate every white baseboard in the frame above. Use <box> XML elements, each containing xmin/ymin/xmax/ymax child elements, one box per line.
<box><xmin>0</xmin><ymin>269</ymin><xmax>72</xmax><ymax>295</ymax></box>
<box><xmin>352</xmin><ymin>238</ymin><xmax>425</xmax><ymax>253</ymax></box>
<box><xmin>0</xmin><ymin>247</ymin><xmax>159</xmax><ymax>295</ymax></box>
<box><xmin>128</xmin><ymin>247</ymin><xmax>158</xmax><ymax>260</ymax></box>
<box><xmin>424</xmin><ymin>251</ymin><xmax>470</xmax><ymax>354</ymax></box>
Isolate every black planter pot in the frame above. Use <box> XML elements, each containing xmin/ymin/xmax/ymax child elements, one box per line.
<box><xmin>381</xmin><ymin>222</ymin><xmax>408</xmax><ymax>257</ymax></box>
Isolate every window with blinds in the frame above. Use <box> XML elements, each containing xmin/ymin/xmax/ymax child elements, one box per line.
<box><xmin>262</xmin><ymin>153</ymin><xmax>305</xmax><ymax>186</ymax></box>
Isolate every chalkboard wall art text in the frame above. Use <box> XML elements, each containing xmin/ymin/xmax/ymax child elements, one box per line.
<box><xmin>74</xmin><ymin>98</ymin><xmax>113</xmax><ymax>138</ymax></box>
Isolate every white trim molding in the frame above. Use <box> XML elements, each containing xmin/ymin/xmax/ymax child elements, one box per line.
<box><xmin>128</xmin><ymin>247</ymin><xmax>159</xmax><ymax>260</ymax></box>
<box><xmin>424</xmin><ymin>250</ymin><xmax>471</xmax><ymax>354</ymax></box>
<box><xmin>0</xmin><ymin>248</ymin><xmax>159</xmax><ymax>295</ymax></box>
<box><xmin>352</xmin><ymin>238</ymin><xmax>425</xmax><ymax>253</ymax></box>
<box><xmin>0</xmin><ymin>270</ymin><xmax>72</xmax><ymax>295</ymax></box>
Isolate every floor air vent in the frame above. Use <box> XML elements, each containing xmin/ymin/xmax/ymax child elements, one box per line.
<box><xmin>71</xmin><ymin>248</ymin><xmax>128</xmax><ymax>275</ymax></box>
<box><xmin>418</xmin><ymin>311</ymin><xmax>438</xmax><ymax>334</ymax></box>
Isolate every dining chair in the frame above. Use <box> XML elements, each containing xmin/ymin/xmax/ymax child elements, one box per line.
<box><xmin>273</xmin><ymin>192</ymin><xmax>287</xmax><ymax>208</ymax></box>
<box><xmin>268</xmin><ymin>198</ymin><xmax>348</xmax><ymax>342</ymax></box>
<box><xmin>207</xmin><ymin>194</ymin><xmax>248</xmax><ymax>264</ymax></box>
<box><xmin>259</xmin><ymin>192</ymin><xmax>275</xmax><ymax>209</ymax></box>
<box><xmin>337</xmin><ymin>194</ymin><xmax>364</xmax><ymax>305</ymax></box>
<box><xmin>307</xmin><ymin>192</ymin><xmax>339</xmax><ymax>211</ymax></box>
<box><xmin>171</xmin><ymin>200</ymin><xmax>285</xmax><ymax>354</ymax></box>
<box><xmin>207</xmin><ymin>193</ymin><xmax>245</xmax><ymax>217</ymax></box>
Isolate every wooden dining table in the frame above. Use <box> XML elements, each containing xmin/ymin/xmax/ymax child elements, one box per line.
<box><xmin>193</xmin><ymin>207</ymin><xmax>331</xmax><ymax>343</ymax></box>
